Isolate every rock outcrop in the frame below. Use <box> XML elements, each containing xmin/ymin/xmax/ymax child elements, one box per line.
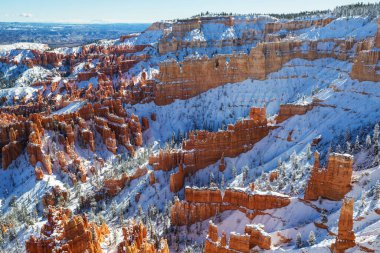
<box><xmin>171</xmin><ymin>187</ymin><xmax>290</xmax><ymax>225</ymax></box>
<box><xmin>304</xmin><ymin>152</ymin><xmax>353</xmax><ymax>201</ymax></box>
<box><xmin>26</xmin><ymin>208</ymin><xmax>109</xmax><ymax>253</ymax></box>
<box><xmin>103</xmin><ymin>167</ymin><xmax>148</xmax><ymax>196</ymax></box>
<box><xmin>117</xmin><ymin>220</ymin><xmax>169</xmax><ymax>253</ymax></box>
<box><xmin>149</xmin><ymin>107</ymin><xmax>271</xmax><ymax>192</ymax></box>
<box><xmin>276</xmin><ymin>103</ymin><xmax>315</xmax><ymax>123</ymax></box>
<box><xmin>264</xmin><ymin>18</ymin><xmax>334</xmax><ymax>35</ymax></box>
<box><xmin>204</xmin><ymin>221</ymin><xmax>271</xmax><ymax>252</ymax></box>
<box><xmin>331</xmin><ymin>198</ymin><xmax>356</xmax><ymax>253</ymax></box>
<box><xmin>156</xmin><ymin>39</ymin><xmax>353</xmax><ymax>105</ymax></box>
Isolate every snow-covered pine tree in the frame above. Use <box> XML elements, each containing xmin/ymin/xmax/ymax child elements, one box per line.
<box><xmin>296</xmin><ymin>232</ymin><xmax>302</xmax><ymax>248</ymax></box>
<box><xmin>366</xmin><ymin>134</ymin><xmax>372</xmax><ymax>148</ymax></box>
<box><xmin>354</xmin><ymin>135</ymin><xmax>360</xmax><ymax>151</ymax></box>
<box><xmin>374</xmin><ymin>124</ymin><xmax>379</xmax><ymax>144</ymax></box>
<box><xmin>308</xmin><ymin>231</ymin><xmax>316</xmax><ymax>246</ymax></box>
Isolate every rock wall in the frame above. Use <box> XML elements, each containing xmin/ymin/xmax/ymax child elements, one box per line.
<box><xmin>156</xmin><ymin>39</ymin><xmax>353</xmax><ymax>105</ymax></box>
<box><xmin>350</xmin><ymin>19</ymin><xmax>380</xmax><ymax>82</ymax></box>
<box><xmin>304</xmin><ymin>152</ymin><xmax>353</xmax><ymax>201</ymax></box>
<box><xmin>103</xmin><ymin>167</ymin><xmax>148</xmax><ymax>196</ymax></box>
<box><xmin>276</xmin><ymin>103</ymin><xmax>315</xmax><ymax>123</ymax></box>
<box><xmin>351</xmin><ymin>49</ymin><xmax>380</xmax><ymax>82</ymax></box>
<box><xmin>264</xmin><ymin>18</ymin><xmax>334</xmax><ymax>34</ymax></box>
<box><xmin>26</xmin><ymin>208</ymin><xmax>109</xmax><ymax>253</ymax></box>
<box><xmin>171</xmin><ymin>186</ymin><xmax>290</xmax><ymax>225</ymax></box>
<box><xmin>149</xmin><ymin>107</ymin><xmax>270</xmax><ymax>192</ymax></box>
<box><xmin>331</xmin><ymin>198</ymin><xmax>356</xmax><ymax>253</ymax></box>
<box><xmin>204</xmin><ymin>221</ymin><xmax>271</xmax><ymax>252</ymax></box>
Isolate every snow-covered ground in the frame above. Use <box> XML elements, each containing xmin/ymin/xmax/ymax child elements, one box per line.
<box><xmin>0</xmin><ymin>14</ymin><xmax>380</xmax><ymax>253</ymax></box>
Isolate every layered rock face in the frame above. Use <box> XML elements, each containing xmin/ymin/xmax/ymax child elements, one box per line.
<box><xmin>149</xmin><ymin>108</ymin><xmax>270</xmax><ymax>192</ymax></box>
<box><xmin>117</xmin><ymin>220</ymin><xmax>169</xmax><ymax>253</ymax></box>
<box><xmin>350</xmin><ymin>19</ymin><xmax>380</xmax><ymax>82</ymax></box>
<box><xmin>204</xmin><ymin>221</ymin><xmax>271</xmax><ymax>252</ymax></box>
<box><xmin>351</xmin><ymin>49</ymin><xmax>380</xmax><ymax>82</ymax></box>
<box><xmin>171</xmin><ymin>187</ymin><xmax>290</xmax><ymax>225</ymax></box>
<box><xmin>304</xmin><ymin>152</ymin><xmax>353</xmax><ymax>201</ymax></box>
<box><xmin>264</xmin><ymin>18</ymin><xmax>334</xmax><ymax>34</ymax></box>
<box><xmin>156</xmin><ymin>39</ymin><xmax>353</xmax><ymax>105</ymax></box>
<box><xmin>331</xmin><ymin>198</ymin><xmax>356</xmax><ymax>253</ymax></box>
<box><xmin>276</xmin><ymin>103</ymin><xmax>315</xmax><ymax>123</ymax></box>
<box><xmin>158</xmin><ymin>16</ymin><xmax>252</xmax><ymax>55</ymax></box>
<box><xmin>0</xmin><ymin>113</ymin><xmax>29</xmax><ymax>169</ymax></box>
<box><xmin>103</xmin><ymin>167</ymin><xmax>148</xmax><ymax>196</ymax></box>
<box><xmin>26</xmin><ymin>208</ymin><xmax>109</xmax><ymax>253</ymax></box>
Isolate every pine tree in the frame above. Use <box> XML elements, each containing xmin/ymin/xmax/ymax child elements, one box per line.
<box><xmin>296</xmin><ymin>232</ymin><xmax>302</xmax><ymax>248</ymax></box>
<box><xmin>242</xmin><ymin>166</ymin><xmax>249</xmax><ymax>183</ymax></box>
<box><xmin>366</xmin><ymin>134</ymin><xmax>372</xmax><ymax>148</ymax></box>
<box><xmin>232</xmin><ymin>166</ymin><xmax>237</xmax><ymax>179</ymax></box>
<box><xmin>308</xmin><ymin>231</ymin><xmax>316</xmax><ymax>246</ymax></box>
<box><xmin>321</xmin><ymin>210</ymin><xmax>328</xmax><ymax>223</ymax></box>
<box><xmin>346</xmin><ymin>141</ymin><xmax>351</xmax><ymax>153</ymax></box>
<box><xmin>306</xmin><ymin>144</ymin><xmax>312</xmax><ymax>160</ymax></box>
<box><xmin>354</xmin><ymin>135</ymin><xmax>360</xmax><ymax>151</ymax></box>
<box><xmin>209</xmin><ymin>172</ymin><xmax>215</xmax><ymax>187</ymax></box>
<box><xmin>221</xmin><ymin>173</ymin><xmax>225</xmax><ymax>189</ymax></box>
<box><xmin>374</xmin><ymin>124</ymin><xmax>379</xmax><ymax>143</ymax></box>
<box><xmin>374</xmin><ymin>181</ymin><xmax>380</xmax><ymax>200</ymax></box>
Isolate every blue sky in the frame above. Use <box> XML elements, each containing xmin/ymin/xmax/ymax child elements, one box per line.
<box><xmin>0</xmin><ymin>0</ymin><xmax>378</xmax><ymax>23</ymax></box>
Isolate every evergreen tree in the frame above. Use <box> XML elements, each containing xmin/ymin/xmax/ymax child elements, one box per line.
<box><xmin>221</xmin><ymin>173</ymin><xmax>225</xmax><ymax>189</ymax></box>
<box><xmin>374</xmin><ymin>124</ymin><xmax>379</xmax><ymax>143</ymax></box>
<box><xmin>321</xmin><ymin>209</ymin><xmax>328</xmax><ymax>224</ymax></box>
<box><xmin>232</xmin><ymin>166</ymin><xmax>237</xmax><ymax>179</ymax></box>
<box><xmin>354</xmin><ymin>135</ymin><xmax>360</xmax><ymax>151</ymax></box>
<box><xmin>346</xmin><ymin>141</ymin><xmax>351</xmax><ymax>153</ymax></box>
<box><xmin>366</xmin><ymin>134</ymin><xmax>372</xmax><ymax>148</ymax></box>
<box><xmin>296</xmin><ymin>232</ymin><xmax>302</xmax><ymax>248</ymax></box>
<box><xmin>308</xmin><ymin>231</ymin><xmax>316</xmax><ymax>246</ymax></box>
<box><xmin>374</xmin><ymin>181</ymin><xmax>380</xmax><ymax>200</ymax></box>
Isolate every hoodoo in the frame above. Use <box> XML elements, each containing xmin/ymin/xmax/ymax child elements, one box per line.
<box><xmin>304</xmin><ymin>152</ymin><xmax>353</xmax><ymax>201</ymax></box>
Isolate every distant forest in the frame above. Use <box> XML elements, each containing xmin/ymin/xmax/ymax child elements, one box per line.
<box><xmin>191</xmin><ymin>2</ymin><xmax>380</xmax><ymax>20</ymax></box>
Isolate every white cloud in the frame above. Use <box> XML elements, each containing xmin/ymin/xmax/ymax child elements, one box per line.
<box><xmin>20</xmin><ymin>13</ymin><xmax>33</xmax><ymax>18</ymax></box>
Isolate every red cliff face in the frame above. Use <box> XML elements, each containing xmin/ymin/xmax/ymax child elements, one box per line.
<box><xmin>149</xmin><ymin>107</ymin><xmax>271</xmax><ymax>192</ymax></box>
<box><xmin>276</xmin><ymin>104</ymin><xmax>315</xmax><ymax>123</ymax></box>
<box><xmin>351</xmin><ymin>49</ymin><xmax>380</xmax><ymax>82</ymax></box>
<box><xmin>376</xmin><ymin>18</ymin><xmax>380</xmax><ymax>48</ymax></box>
<box><xmin>171</xmin><ymin>187</ymin><xmax>290</xmax><ymax>226</ymax></box>
<box><xmin>350</xmin><ymin>19</ymin><xmax>380</xmax><ymax>82</ymax></box>
<box><xmin>117</xmin><ymin>220</ymin><xmax>169</xmax><ymax>253</ymax></box>
<box><xmin>304</xmin><ymin>152</ymin><xmax>353</xmax><ymax>201</ymax></box>
<box><xmin>0</xmin><ymin>113</ymin><xmax>29</xmax><ymax>169</ymax></box>
<box><xmin>155</xmin><ymin>39</ymin><xmax>352</xmax><ymax>105</ymax></box>
<box><xmin>204</xmin><ymin>221</ymin><xmax>271</xmax><ymax>252</ymax></box>
<box><xmin>264</xmin><ymin>18</ymin><xmax>334</xmax><ymax>35</ymax></box>
<box><xmin>331</xmin><ymin>198</ymin><xmax>356</xmax><ymax>253</ymax></box>
<box><xmin>26</xmin><ymin>208</ymin><xmax>109</xmax><ymax>253</ymax></box>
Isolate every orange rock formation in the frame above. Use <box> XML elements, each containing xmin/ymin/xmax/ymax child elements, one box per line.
<box><xmin>26</xmin><ymin>208</ymin><xmax>109</xmax><ymax>253</ymax></box>
<box><xmin>304</xmin><ymin>152</ymin><xmax>353</xmax><ymax>201</ymax></box>
<box><xmin>205</xmin><ymin>221</ymin><xmax>271</xmax><ymax>252</ymax></box>
<box><xmin>156</xmin><ymin>39</ymin><xmax>352</xmax><ymax>105</ymax></box>
<box><xmin>171</xmin><ymin>187</ymin><xmax>290</xmax><ymax>225</ymax></box>
<box><xmin>149</xmin><ymin>107</ymin><xmax>271</xmax><ymax>192</ymax></box>
<box><xmin>117</xmin><ymin>220</ymin><xmax>169</xmax><ymax>253</ymax></box>
<box><xmin>331</xmin><ymin>198</ymin><xmax>356</xmax><ymax>253</ymax></box>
